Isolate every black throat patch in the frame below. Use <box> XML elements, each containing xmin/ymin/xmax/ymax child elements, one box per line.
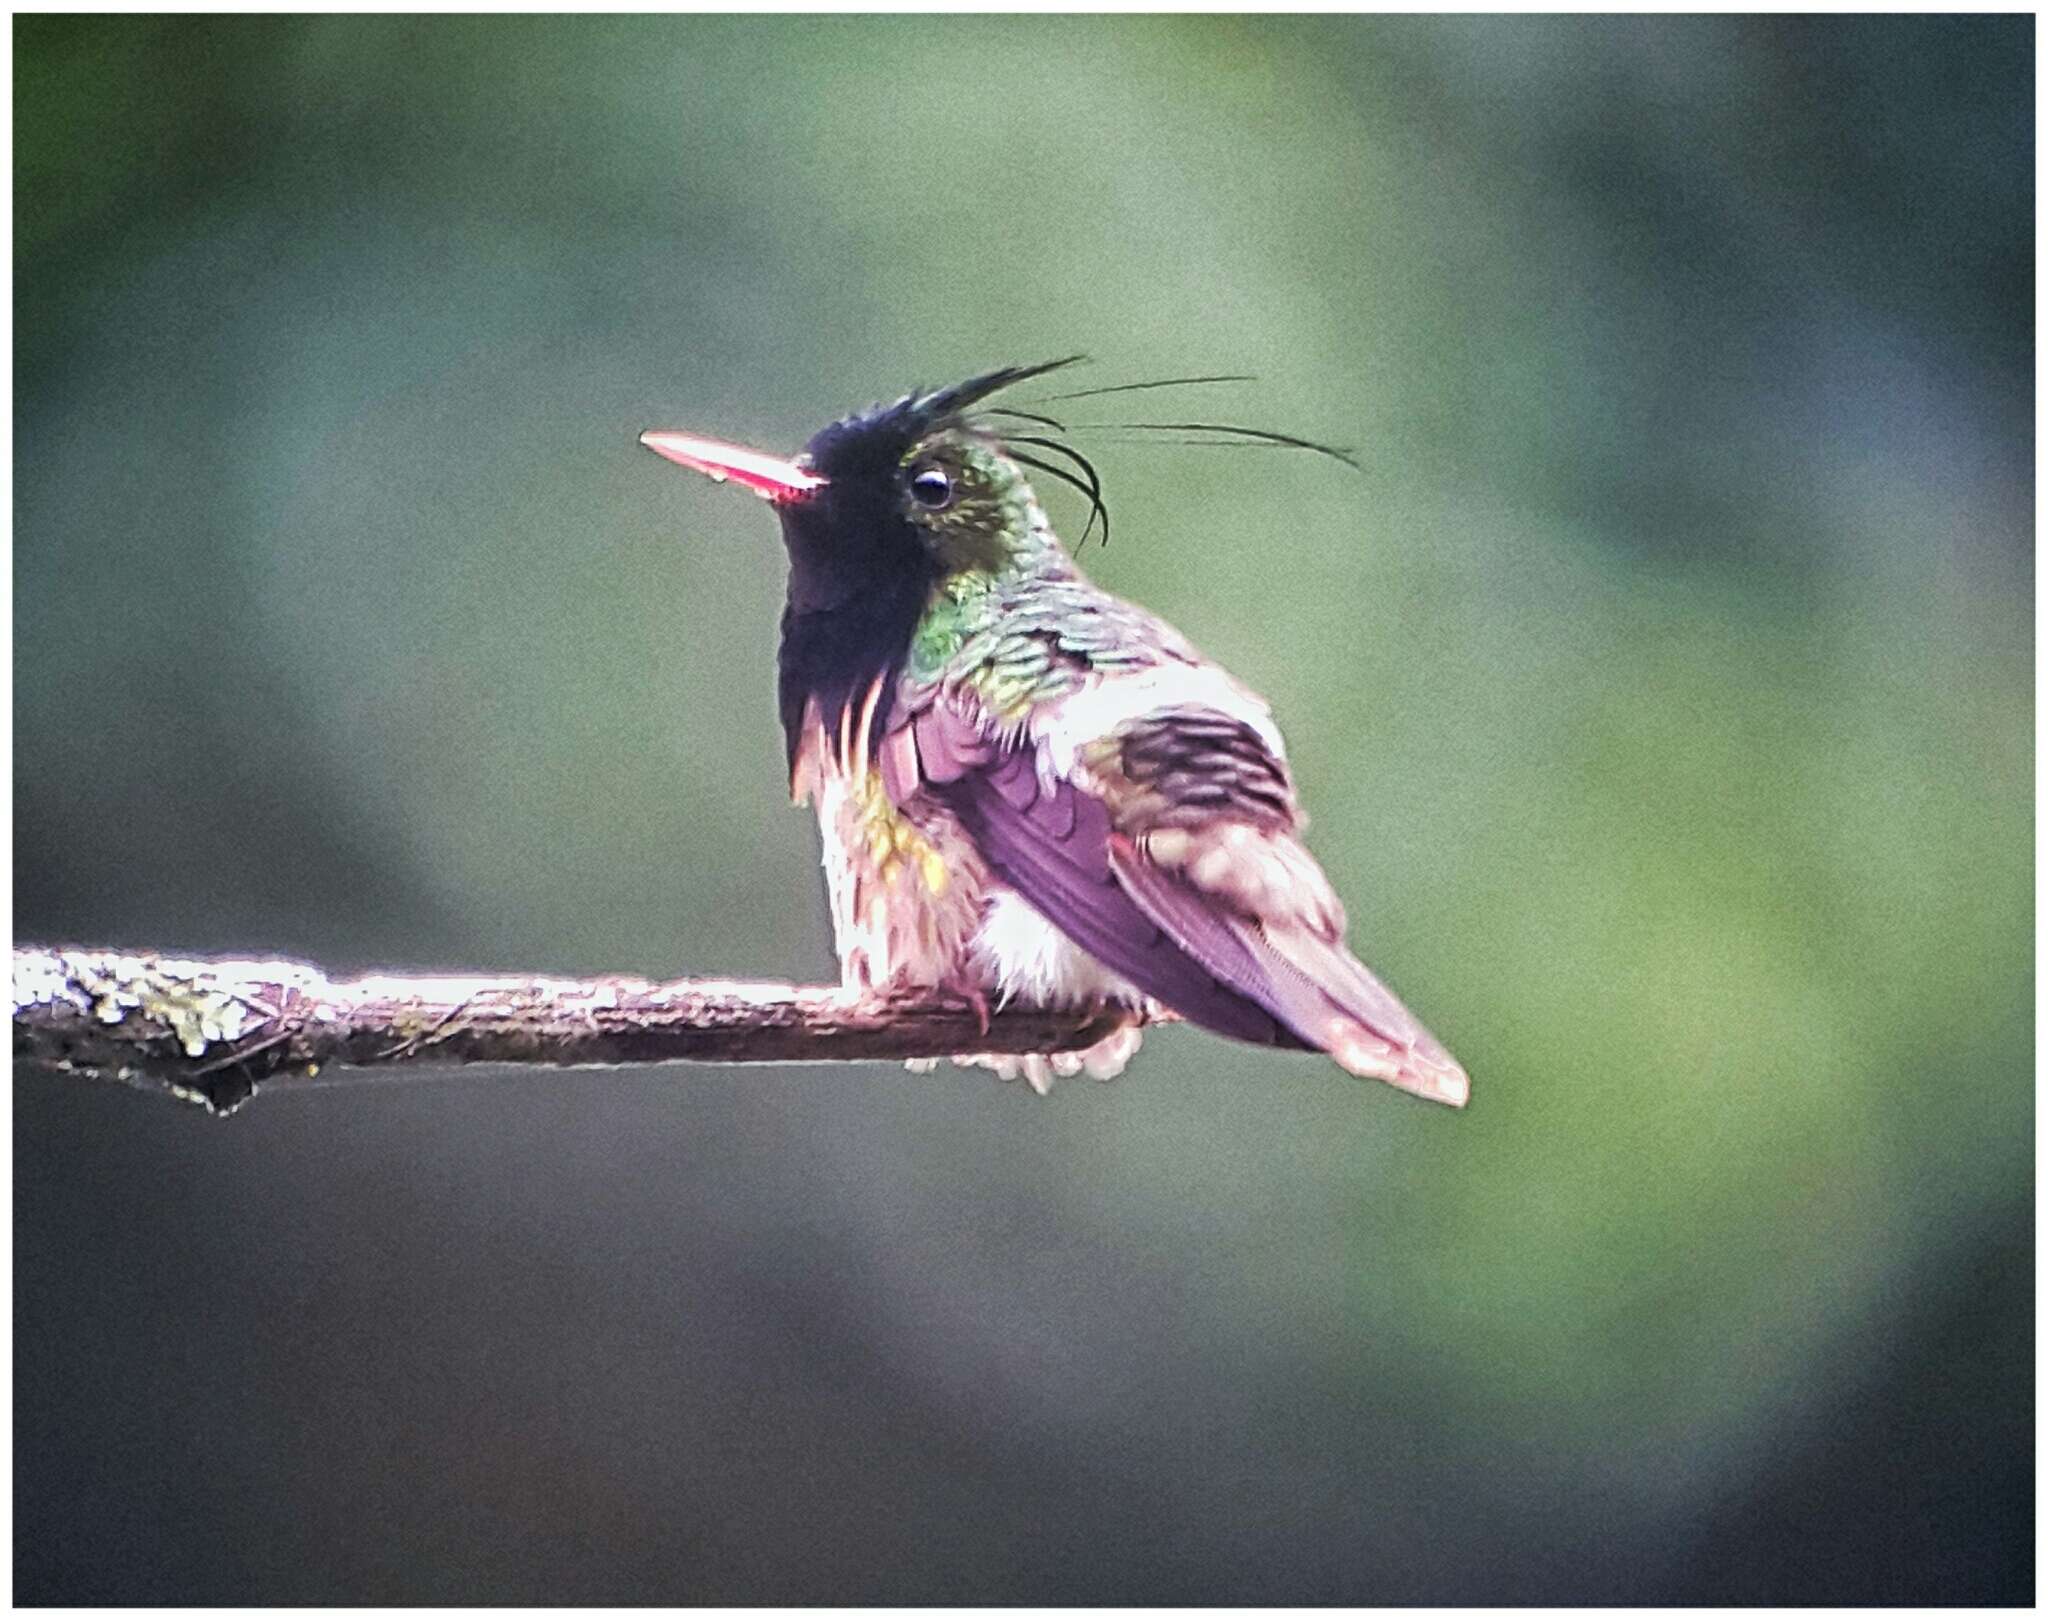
<box><xmin>772</xmin><ymin>488</ymin><xmax>934</xmax><ymax>777</ymax></box>
<box><xmin>767</xmin><ymin>361</ymin><xmax>1087</xmax><ymax>777</ymax></box>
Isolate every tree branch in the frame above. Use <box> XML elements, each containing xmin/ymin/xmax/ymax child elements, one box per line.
<box><xmin>12</xmin><ymin>945</ymin><xmax>1146</xmax><ymax>1115</ymax></box>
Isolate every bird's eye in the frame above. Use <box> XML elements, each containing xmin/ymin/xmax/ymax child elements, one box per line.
<box><xmin>908</xmin><ymin>465</ymin><xmax>954</xmax><ymax>510</ymax></box>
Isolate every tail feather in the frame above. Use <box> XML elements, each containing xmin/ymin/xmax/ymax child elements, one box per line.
<box><xmin>1110</xmin><ymin>842</ymin><xmax>1469</xmax><ymax>1107</ymax></box>
<box><xmin>1245</xmin><ymin>921</ymin><xmax>1470</xmax><ymax>1108</ymax></box>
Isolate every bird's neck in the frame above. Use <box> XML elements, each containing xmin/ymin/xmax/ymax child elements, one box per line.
<box><xmin>906</xmin><ymin>545</ymin><xmax>1081</xmax><ymax>683</ymax></box>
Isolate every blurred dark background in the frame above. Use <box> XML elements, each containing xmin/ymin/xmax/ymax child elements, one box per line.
<box><xmin>14</xmin><ymin>13</ymin><xmax>2032</xmax><ymax>1604</ymax></box>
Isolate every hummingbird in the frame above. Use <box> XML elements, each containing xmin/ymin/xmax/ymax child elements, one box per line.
<box><xmin>640</xmin><ymin>360</ymin><xmax>1468</xmax><ymax>1106</ymax></box>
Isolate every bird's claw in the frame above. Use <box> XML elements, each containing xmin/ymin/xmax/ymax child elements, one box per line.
<box><xmin>939</xmin><ymin>977</ymin><xmax>992</xmax><ymax>1038</ymax></box>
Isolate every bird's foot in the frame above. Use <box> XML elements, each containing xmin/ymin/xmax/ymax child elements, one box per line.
<box><xmin>947</xmin><ymin>1013</ymin><xmax>1145</xmax><ymax>1095</ymax></box>
<box><xmin>903</xmin><ymin>973</ymin><xmax>991</xmax><ymax>1076</ymax></box>
<box><xmin>1075</xmin><ymin>1019</ymin><xmax>1143</xmax><ymax>1081</ymax></box>
<box><xmin>955</xmin><ymin>1050</ymin><xmax>1070</xmax><ymax>1096</ymax></box>
<box><xmin>936</xmin><ymin>975</ymin><xmax>993</xmax><ymax>1038</ymax></box>
<box><xmin>897</xmin><ymin>975</ymin><xmax>1144</xmax><ymax>1095</ymax></box>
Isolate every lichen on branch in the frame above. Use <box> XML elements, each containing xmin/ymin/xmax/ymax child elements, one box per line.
<box><xmin>12</xmin><ymin>946</ymin><xmax>1142</xmax><ymax>1115</ymax></box>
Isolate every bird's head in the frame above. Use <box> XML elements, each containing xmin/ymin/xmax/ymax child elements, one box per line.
<box><xmin>640</xmin><ymin>359</ymin><xmax>1347</xmax><ymax>774</ymax></box>
<box><xmin>642</xmin><ymin>359</ymin><xmax>1099</xmax><ymax>775</ymax></box>
<box><xmin>640</xmin><ymin>358</ymin><xmax>1089</xmax><ymax>613</ymax></box>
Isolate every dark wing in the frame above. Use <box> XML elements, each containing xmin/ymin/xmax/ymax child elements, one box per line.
<box><xmin>880</xmin><ymin>691</ymin><xmax>1298</xmax><ymax>1045</ymax></box>
<box><xmin>885</xmin><ymin>684</ymin><xmax>1468</xmax><ymax>1105</ymax></box>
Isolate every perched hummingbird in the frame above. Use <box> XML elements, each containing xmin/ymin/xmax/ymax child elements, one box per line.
<box><xmin>641</xmin><ymin>360</ymin><xmax>1468</xmax><ymax>1106</ymax></box>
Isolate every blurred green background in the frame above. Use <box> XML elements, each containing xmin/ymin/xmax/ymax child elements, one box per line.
<box><xmin>14</xmin><ymin>13</ymin><xmax>2031</xmax><ymax>1604</ymax></box>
